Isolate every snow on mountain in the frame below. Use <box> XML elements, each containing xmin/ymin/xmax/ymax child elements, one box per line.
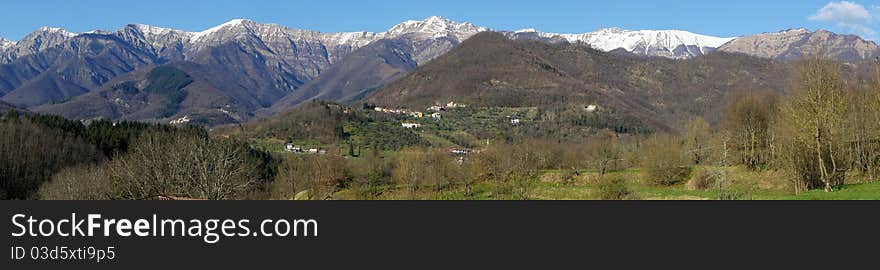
<box><xmin>384</xmin><ymin>16</ymin><xmax>489</xmax><ymax>40</ymax></box>
<box><xmin>323</xmin><ymin>31</ymin><xmax>382</xmax><ymax>47</ymax></box>
<box><xmin>1</xmin><ymin>26</ymin><xmax>81</xmax><ymax>63</ymax></box>
<box><xmin>133</xmin><ymin>24</ymin><xmax>187</xmax><ymax>36</ymax></box>
<box><xmin>1</xmin><ymin>16</ymin><xmax>734</xmax><ymax>62</ymax></box>
<box><xmin>172</xmin><ymin>16</ymin><xmax>488</xmax><ymax>67</ymax></box>
<box><xmin>36</xmin><ymin>26</ymin><xmax>77</xmax><ymax>38</ymax></box>
<box><xmin>1</xmin><ymin>16</ymin><xmax>740</xmax><ymax>65</ymax></box>
<box><xmin>183</xmin><ymin>16</ymin><xmax>486</xmax><ymax>49</ymax></box>
<box><xmin>0</xmin><ymin>38</ymin><xmax>14</xmax><ymax>50</ymax></box>
<box><xmin>512</xmin><ymin>28</ymin><xmax>735</xmax><ymax>58</ymax></box>
<box><xmin>190</xmin><ymin>18</ymin><xmax>248</xmax><ymax>41</ymax></box>
<box><xmin>515</xmin><ymin>28</ymin><xmax>536</xmax><ymax>33</ymax></box>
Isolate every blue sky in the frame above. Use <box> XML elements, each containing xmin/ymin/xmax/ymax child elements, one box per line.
<box><xmin>1</xmin><ymin>0</ymin><xmax>878</xmax><ymax>41</ymax></box>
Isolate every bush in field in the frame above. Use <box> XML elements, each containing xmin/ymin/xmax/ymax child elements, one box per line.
<box><xmin>272</xmin><ymin>154</ymin><xmax>348</xmax><ymax>200</ymax></box>
<box><xmin>558</xmin><ymin>170</ymin><xmax>578</xmax><ymax>186</ymax></box>
<box><xmin>685</xmin><ymin>168</ymin><xmax>715</xmax><ymax>191</ymax></box>
<box><xmin>470</xmin><ymin>143</ymin><xmax>540</xmax><ymax>199</ymax></box>
<box><xmin>392</xmin><ymin>147</ymin><xmax>463</xmax><ymax>199</ymax></box>
<box><xmin>596</xmin><ymin>175</ymin><xmax>632</xmax><ymax>200</ymax></box>
<box><xmin>347</xmin><ymin>148</ymin><xmax>393</xmax><ymax>200</ymax></box>
<box><xmin>642</xmin><ymin>134</ymin><xmax>692</xmax><ymax>186</ymax></box>
<box><xmin>494</xmin><ymin>171</ymin><xmax>537</xmax><ymax>200</ymax></box>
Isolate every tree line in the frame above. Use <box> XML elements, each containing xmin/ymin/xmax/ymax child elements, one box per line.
<box><xmin>0</xmin><ymin>111</ymin><xmax>272</xmax><ymax>200</ymax></box>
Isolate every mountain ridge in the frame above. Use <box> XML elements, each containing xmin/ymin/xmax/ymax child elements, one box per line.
<box><xmin>3</xmin><ymin>17</ymin><xmax>880</xmax><ymax>126</ymax></box>
<box><xmin>5</xmin><ymin>18</ymin><xmax>878</xmax><ymax>64</ymax></box>
<box><xmin>718</xmin><ymin>28</ymin><xmax>880</xmax><ymax>61</ymax></box>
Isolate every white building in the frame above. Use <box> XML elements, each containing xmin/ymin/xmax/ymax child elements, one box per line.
<box><xmin>401</xmin><ymin>123</ymin><xmax>422</xmax><ymax>129</ymax></box>
<box><xmin>586</xmin><ymin>105</ymin><xmax>598</xmax><ymax>112</ymax></box>
<box><xmin>446</xmin><ymin>101</ymin><xmax>466</xmax><ymax>108</ymax></box>
<box><xmin>431</xmin><ymin>112</ymin><xmax>442</xmax><ymax>119</ymax></box>
<box><xmin>169</xmin><ymin>115</ymin><xmax>190</xmax><ymax>125</ymax></box>
<box><xmin>286</xmin><ymin>144</ymin><xmax>302</xmax><ymax>152</ymax></box>
<box><xmin>510</xmin><ymin>118</ymin><xmax>521</xmax><ymax>125</ymax></box>
<box><xmin>450</xmin><ymin>148</ymin><xmax>471</xmax><ymax>155</ymax></box>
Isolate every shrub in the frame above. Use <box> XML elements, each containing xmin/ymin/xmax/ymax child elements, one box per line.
<box><xmin>596</xmin><ymin>175</ymin><xmax>632</xmax><ymax>200</ymax></box>
<box><xmin>272</xmin><ymin>154</ymin><xmax>347</xmax><ymax>200</ymax></box>
<box><xmin>648</xmin><ymin>166</ymin><xmax>692</xmax><ymax>186</ymax></box>
<box><xmin>558</xmin><ymin>170</ymin><xmax>577</xmax><ymax>185</ymax></box>
<box><xmin>685</xmin><ymin>168</ymin><xmax>714</xmax><ymax>191</ymax></box>
<box><xmin>642</xmin><ymin>134</ymin><xmax>692</xmax><ymax>186</ymax></box>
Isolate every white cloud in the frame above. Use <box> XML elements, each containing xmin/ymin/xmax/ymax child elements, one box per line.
<box><xmin>810</xmin><ymin>1</ymin><xmax>872</xmax><ymax>23</ymax></box>
<box><xmin>841</xmin><ymin>22</ymin><xmax>876</xmax><ymax>38</ymax></box>
<box><xmin>810</xmin><ymin>1</ymin><xmax>877</xmax><ymax>40</ymax></box>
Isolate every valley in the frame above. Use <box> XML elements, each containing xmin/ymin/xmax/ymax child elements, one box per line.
<box><xmin>1</xmin><ymin>16</ymin><xmax>880</xmax><ymax>200</ymax></box>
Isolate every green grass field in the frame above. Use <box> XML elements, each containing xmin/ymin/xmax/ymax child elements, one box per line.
<box><xmin>333</xmin><ymin>167</ymin><xmax>880</xmax><ymax>200</ymax></box>
<box><xmin>779</xmin><ymin>183</ymin><xmax>880</xmax><ymax>200</ymax></box>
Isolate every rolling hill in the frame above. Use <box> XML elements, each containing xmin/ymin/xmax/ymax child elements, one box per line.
<box><xmin>366</xmin><ymin>32</ymin><xmax>794</xmax><ymax>130</ymax></box>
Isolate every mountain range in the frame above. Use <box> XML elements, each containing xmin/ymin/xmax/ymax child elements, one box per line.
<box><xmin>1</xmin><ymin>16</ymin><xmax>878</xmax><ymax>126</ymax></box>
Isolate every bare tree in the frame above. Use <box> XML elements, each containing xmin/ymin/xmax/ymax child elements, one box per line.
<box><xmin>392</xmin><ymin>148</ymin><xmax>428</xmax><ymax>198</ymax></box>
<box><xmin>683</xmin><ymin>117</ymin><xmax>712</xmax><ymax>165</ymax></box>
<box><xmin>585</xmin><ymin>129</ymin><xmax>621</xmax><ymax>175</ymax></box>
<box><xmin>845</xmin><ymin>64</ymin><xmax>880</xmax><ymax>180</ymax></box>
<box><xmin>109</xmin><ymin>131</ymin><xmax>260</xmax><ymax>200</ymax></box>
<box><xmin>38</xmin><ymin>163</ymin><xmax>112</xmax><ymax>200</ymax></box>
<box><xmin>272</xmin><ymin>156</ymin><xmax>311</xmax><ymax>199</ymax></box>
<box><xmin>721</xmin><ymin>92</ymin><xmax>778</xmax><ymax>170</ymax></box>
<box><xmin>777</xmin><ymin>56</ymin><xmax>848</xmax><ymax>193</ymax></box>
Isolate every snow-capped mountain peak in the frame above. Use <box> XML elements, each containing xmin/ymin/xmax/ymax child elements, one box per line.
<box><xmin>517</xmin><ymin>28</ymin><xmax>735</xmax><ymax>58</ymax></box>
<box><xmin>0</xmin><ymin>38</ymin><xmax>14</xmax><ymax>50</ymax></box>
<box><xmin>772</xmin><ymin>28</ymin><xmax>810</xmax><ymax>36</ymax></box>
<box><xmin>35</xmin><ymin>26</ymin><xmax>77</xmax><ymax>38</ymax></box>
<box><xmin>3</xmin><ymin>17</ymin><xmax>741</xmax><ymax>63</ymax></box>
<box><xmin>132</xmin><ymin>24</ymin><xmax>185</xmax><ymax>36</ymax></box>
<box><xmin>593</xmin><ymin>27</ymin><xmax>626</xmax><ymax>34</ymax></box>
<box><xmin>385</xmin><ymin>16</ymin><xmax>489</xmax><ymax>40</ymax></box>
<box><xmin>190</xmin><ymin>18</ymin><xmax>252</xmax><ymax>41</ymax></box>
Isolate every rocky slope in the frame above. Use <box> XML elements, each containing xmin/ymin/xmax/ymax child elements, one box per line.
<box><xmin>718</xmin><ymin>28</ymin><xmax>880</xmax><ymax>61</ymax></box>
<box><xmin>264</xmin><ymin>37</ymin><xmax>420</xmax><ymax>115</ymax></box>
<box><xmin>0</xmin><ymin>34</ymin><xmax>160</xmax><ymax>107</ymax></box>
<box><xmin>0</xmin><ymin>27</ymin><xmax>76</xmax><ymax>63</ymax></box>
